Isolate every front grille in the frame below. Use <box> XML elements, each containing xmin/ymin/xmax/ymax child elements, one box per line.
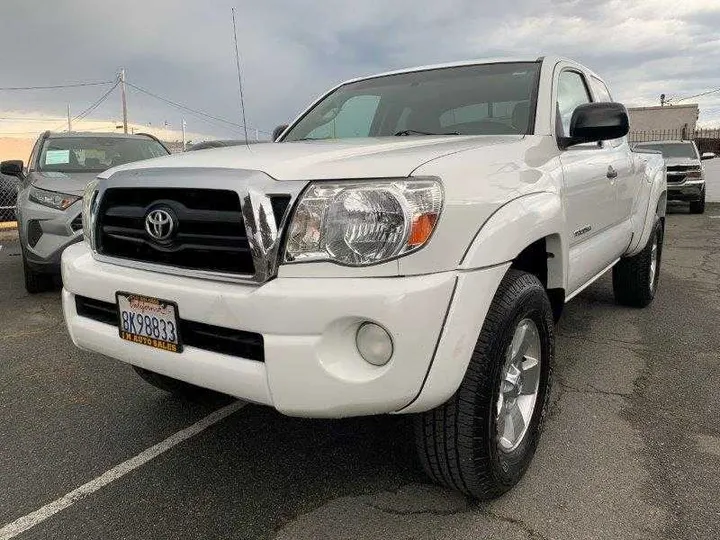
<box><xmin>666</xmin><ymin>165</ymin><xmax>701</xmax><ymax>184</ymax></box>
<box><xmin>75</xmin><ymin>295</ymin><xmax>265</xmax><ymax>361</ymax></box>
<box><xmin>96</xmin><ymin>188</ymin><xmax>254</xmax><ymax>275</ymax></box>
<box><xmin>70</xmin><ymin>214</ymin><xmax>83</xmax><ymax>231</ymax></box>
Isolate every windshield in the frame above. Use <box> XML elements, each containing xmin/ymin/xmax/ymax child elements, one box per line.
<box><xmin>37</xmin><ymin>136</ymin><xmax>169</xmax><ymax>173</ymax></box>
<box><xmin>636</xmin><ymin>142</ymin><xmax>698</xmax><ymax>159</ymax></box>
<box><xmin>282</xmin><ymin>62</ymin><xmax>541</xmax><ymax>141</ymax></box>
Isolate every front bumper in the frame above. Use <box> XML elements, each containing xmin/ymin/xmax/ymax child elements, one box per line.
<box><xmin>667</xmin><ymin>180</ymin><xmax>704</xmax><ymax>202</ymax></box>
<box><xmin>61</xmin><ymin>243</ymin><xmax>507</xmax><ymax>417</ymax></box>
<box><xmin>18</xmin><ymin>196</ymin><xmax>83</xmax><ymax>273</ymax></box>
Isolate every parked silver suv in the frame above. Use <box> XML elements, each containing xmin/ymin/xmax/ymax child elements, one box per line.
<box><xmin>0</xmin><ymin>131</ymin><xmax>168</xmax><ymax>293</ymax></box>
<box><xmin>634</xmin><ymin>140</ymin><xmax>715</xmax><ymax>214</ymax></box>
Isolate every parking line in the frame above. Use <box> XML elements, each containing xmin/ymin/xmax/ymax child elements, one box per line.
<box><xmin>0</xmin><ymin>400</ymin><xmax>245</xmax><ymax>540</ymax></box>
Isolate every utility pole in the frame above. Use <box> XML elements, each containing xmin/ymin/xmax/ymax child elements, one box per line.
<box><xmin>66</xmin><ymin>104</ymin><xmax>72</xmax><ymax>132</ymax></box>
<box><xmin>255</xmin><ymin>128</ymin><xmax>259</xmax><ymax>142</ymax></box>
<box><xmin>182</xmin><ymin>119</ymin><xmax>187</xmax><ymax>151</ymax></box>
<box><xmin>119</xmin><ymin>68</ymin><xmax>128</xmax><ymax>134</ymax></box>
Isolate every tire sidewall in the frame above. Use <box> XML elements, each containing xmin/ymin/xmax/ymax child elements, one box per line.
<box><xmin>485</xmin><ymin>279</ymin><xmax>555</xmax><ymax>489</ymax></box>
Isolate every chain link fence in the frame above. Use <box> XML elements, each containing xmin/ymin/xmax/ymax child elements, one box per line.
<box><xmin>0</xmin><ymin>173</ymin><xmax>19</xmax><ymax>225</ymax></box>
<box><xmin>629</xmin><ymin>127</ymin><xmax>720</xmax><ymax>154</ymax></box>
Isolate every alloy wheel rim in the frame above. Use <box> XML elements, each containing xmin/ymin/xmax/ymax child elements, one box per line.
<box><xmin>496</xmin><ymin>318</ymin><xmax>542</xmax><ymax>453</ymax></box>
<box><xmin>649</xmin><ymin>236</ymin><xmax>658</xmax><ymax>292</ymax></box>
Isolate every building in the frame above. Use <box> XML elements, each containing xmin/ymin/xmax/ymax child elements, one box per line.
<box><xmin>627</xmin><ymin>104</ymin><xmax>699</xmax><ymax>137</ymax></box>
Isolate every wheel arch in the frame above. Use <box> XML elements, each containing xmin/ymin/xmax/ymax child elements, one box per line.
<box><xmin>399</xmin><ymin>193</ymin><xmax>566</xmax><ymax>414</ymax></box>
<box><xmin>459</xmin><ymin>192</ymin><xmax>567</xmax><ymax>314</ymax></box>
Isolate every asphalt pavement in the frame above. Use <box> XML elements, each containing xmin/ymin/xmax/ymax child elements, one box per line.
<box><xmin>1</xmin><ymin>204</ymin><xmax>719</xmax><ymax>540</ymax></box>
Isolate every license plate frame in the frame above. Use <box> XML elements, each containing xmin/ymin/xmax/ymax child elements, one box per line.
<box><xmin>116</xmin><ymin>292</ymin><xmax>183</xmax><ymax>353</ymax></box>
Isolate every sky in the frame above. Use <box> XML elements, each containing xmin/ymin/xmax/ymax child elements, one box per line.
<box><xmin>1</xmin><ymin>0</ymin><xmax>720</xmax><ymax>142</ymax></box>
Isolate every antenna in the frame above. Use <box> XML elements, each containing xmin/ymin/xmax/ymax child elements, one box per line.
<box><xmin>231</xmin><ymin>7</ymin><xmax>250</xmax><ymax>147</ymax></box>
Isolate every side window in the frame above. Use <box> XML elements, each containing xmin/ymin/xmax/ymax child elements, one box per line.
<box><xmin>590</xmin><ymin>76</ymin><xmax>624</xmax><ymax>147</ymax></box>
<box><xmin>305</xmin><ymin>95</ymin><xmax>380</xmax><ymax>139</ymax></box>
<box><xmin>556</xmin><ymin>71</ymin><xmax>591</xmax><ymax>138</ymax></box>
<box><xmin>590</xmin><ymin>77</ymin><xmax>613</xmax><ymax>102</ymax></box>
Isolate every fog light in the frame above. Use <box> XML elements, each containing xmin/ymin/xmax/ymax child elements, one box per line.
<box><xmin>356</xmin><ymin>322</ymin><xmax>393</xmax><ymax>366</ymax></box>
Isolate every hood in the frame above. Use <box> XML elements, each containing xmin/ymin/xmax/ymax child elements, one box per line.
<box><xmin>104</xmin><ymin>136</ymin><xmax>525</xmax><ymax>181</ymax></box>
<box><xmin>664</xmin><ymin>157</ymin><xmax>700</xmax><ymax>167</ymax></box>
<box><xmin>29</xmin><ymin>171</ymin><xmax>99</xmax><ymax>196</ymax></box>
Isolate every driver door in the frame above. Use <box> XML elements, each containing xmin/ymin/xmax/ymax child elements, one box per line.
<box><xmin>556</xmin><ymin>69</ymin><xmax>628</xmax><ymax>294</ymax></box>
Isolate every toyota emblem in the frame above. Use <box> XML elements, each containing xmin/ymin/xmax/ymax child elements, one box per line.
<box><xmin>145</xmin><ymin>208</ymin><xmax>176</xmax><ymax>242</ymax></box>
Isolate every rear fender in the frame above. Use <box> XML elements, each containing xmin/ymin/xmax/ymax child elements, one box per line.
<box><xmin>626</xmin><ymin>162</ymin><xmax>666</xmax><ymax>256</ymax></box>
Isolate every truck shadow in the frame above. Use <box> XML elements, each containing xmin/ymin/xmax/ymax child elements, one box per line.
<box><xmin>100</xmin><ymin>400</ymin><xmax>425</xmax><ymax>539</ymax></box>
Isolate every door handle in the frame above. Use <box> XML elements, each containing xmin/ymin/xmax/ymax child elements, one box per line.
<box><xmin>606</xmin><ymin>166</ymin><xmax>618</xmax><ymax>179</ymax></box>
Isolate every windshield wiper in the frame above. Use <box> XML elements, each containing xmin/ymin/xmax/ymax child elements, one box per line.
<box><xmin>394</xmin><ymin>129</ymin><xmax>460</xmax><ymax>136</ymax></box>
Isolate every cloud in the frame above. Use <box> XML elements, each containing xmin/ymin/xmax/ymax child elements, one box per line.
<box><xmin>1</xmin><ymin>0</ymin><xmax>720</xmax><ymax>139</ymax></box>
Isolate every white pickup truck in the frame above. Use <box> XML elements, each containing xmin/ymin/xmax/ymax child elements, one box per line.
<box><xmin>61</xmin><ymin>56</ymin><xmax>666</xmax><ymax>499</ymax></box>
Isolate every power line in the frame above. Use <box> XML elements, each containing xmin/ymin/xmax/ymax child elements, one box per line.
<box><xmin>0</xmin><ymin>80</ymin><xmax>114</xmax><ymax>91</ymax></box>
<box><xmin>670</xmin><ymin>87</ymin><xmax>720</xmax><ymax>104</ymax></box>
<box><xmin>125</xmin><ymin>81</ymin><xmax>270</xmax><ymax>134</ymax></box>
<box><xmin>0</xmin><ymin>116</ymin><xmax>67</xmax><ymax>122</ymax></box>
<box><xmin>51</xmin><ymin>81</ymin><xmax>120</xmax><ymax>131</ymax></box>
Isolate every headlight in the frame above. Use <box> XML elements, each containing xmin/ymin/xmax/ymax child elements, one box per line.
<box><xmin>285</xmin><ymin>178</ymin><xmax>443</xmax><ymax>266</ymax></box>
<box><xmin>29</xmin><ymin>187</ymin><xmax>81</xmax><ymax>210</ymax></box>
<box><xmin>81</xmin><ymin>179</ymin><xmax>100</xmax><ymax>244</ymax></box>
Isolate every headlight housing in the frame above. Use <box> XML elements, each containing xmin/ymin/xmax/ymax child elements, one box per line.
<box><xmin>284</xmin><ymin>178</ymin><xmax>443</xmax><ymax>266</ymax></box>
<box><xmin>29</xmin><ymin>186</ymin><xmax>81</xmax><ymax>210</ymax></box>
<box><xmin>81</xmin><ymin>179</ymin><xmax>100</xmax><ymax>244</ymax></box>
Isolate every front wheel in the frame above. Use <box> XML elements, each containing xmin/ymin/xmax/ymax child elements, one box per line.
<box><xmin>23</xmin><ymin>255</ymin><xmax>53</xmax><ymax>294</ymax></box>
<box><xmin>689</xmin><ymin>192</ymin><xmax>705</xmax><ymax>214</ymax></box>
<box><xmin>414</xmin><ymin>269</ymin><xmax>554</xmax><ymax>500</ymax></box>
<box><xmin>132</xmin><ymin>366</ymin><xmax>218</xmax><ymax>401</ymax></box>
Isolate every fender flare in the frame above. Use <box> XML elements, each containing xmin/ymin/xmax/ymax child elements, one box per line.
<box><xmin>459</xmin><ymin>191</ymin><xmax>566</xmax><ymax>290</ymax></box>
<box><xmin>399</xmin><ymin>192</ymin><xmax>566</xmax><ymax>414</ymax></box>
<box><xmin>626</xmin><ymin>165</ymin><xmax>666</xmax><ymax>256</ymax></box>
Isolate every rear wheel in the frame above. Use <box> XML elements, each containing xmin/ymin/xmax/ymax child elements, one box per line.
<box><xmin>132</xmin><ymin>366</ymin><xmax>218</xmax><ymax>401</ymax></box>
<box><xmin>612</xmin><ymin>218</ymin><xmax>663</xmax><ymax>308</ymax></box>
<box><xmin>414</xmin><ymin>269</ymin><xmax>554</xmax><ymax>500</ymax></box>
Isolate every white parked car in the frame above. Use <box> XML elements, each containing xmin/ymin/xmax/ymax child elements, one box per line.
<box><xmin>61</xmin><ymin>56</ymin><xmax>666</xmax><ymax>499</ymax></box>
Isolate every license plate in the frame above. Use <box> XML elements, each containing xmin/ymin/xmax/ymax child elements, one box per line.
<box><xmin>116</xmin><ymin>292</ymin><xmax>182</xmax><ymax>353</ymax></box>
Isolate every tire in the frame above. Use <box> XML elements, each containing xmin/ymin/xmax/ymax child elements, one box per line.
<box><xmin>23</xmin><ymin>255</ymin><xmax>52</xmax><ymax>294</ymax></box>
<box><xmin>612</xmin><ymin>218</ymin><xmax>663</xmax><ymax>308</ymax></box>
<box><xmin>689</xmin><ymin>193</ymin><xmax>705</xmax><ymax>214</ymax></box>
<box><xmin>414</xmin><ymin>269</ymin><xmax>555</xmax><ymax>500</ymax></box>
<box><xmin>132</xmin><ymin>366</ymin><xmax>216</xmax><ymax>401</ymax></box>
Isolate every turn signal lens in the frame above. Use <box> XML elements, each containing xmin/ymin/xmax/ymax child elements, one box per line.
<box><xmin>408</xmin><ymin>213</ymin><xmax>438</xmax><ymax>247</ymax></box>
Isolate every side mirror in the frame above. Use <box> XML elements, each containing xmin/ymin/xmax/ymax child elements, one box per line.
<box><xmin>0</xmin><ymin>160</ymin><xmax>24</xmax><ymax>177</ymax></box>
<box><xmin>272</xmin><ymin>124</ymin><xmax>289</xmax><ymax>142</ymax></box>
<box><xmin>701</xmin><ymin>152</ymin><xmax>716</xmax><ymax>160</ymax></box>
<box><xmin>560</xmin><ymin>102</ymin><xmax>629</xmax><ymax>149</ymax></box>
